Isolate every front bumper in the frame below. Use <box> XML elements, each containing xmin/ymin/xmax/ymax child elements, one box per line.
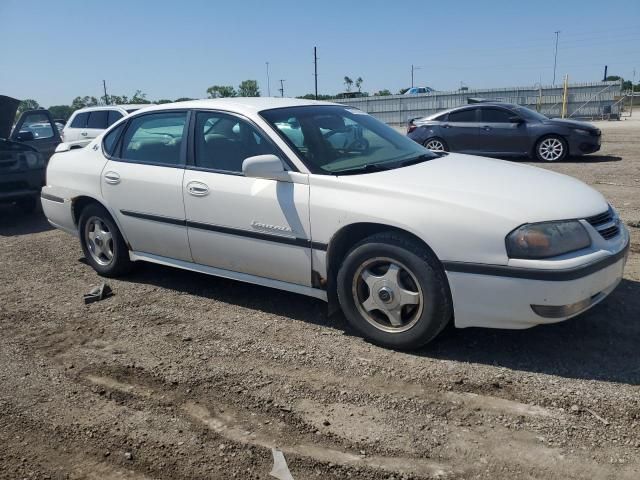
<box><xmin>445</xmin><ymin>234</ymin><xmax>629</xmax><ymax>329</ymax></box>
<box><xmin>0</xmin><ymin>169</ymin><xmax>44</xmax><ymax>203</ymax></box>
<box><xmin>568</xmin><ymin>133</ymin><xmax>601</xmax><ymax>155</ymax></box>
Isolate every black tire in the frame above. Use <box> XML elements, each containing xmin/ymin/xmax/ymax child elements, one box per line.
<box><xmin>16</xmin><ymin>196</ymin><xmax>37</xmax><ymax>214</ymax></box>
<box><xmin>423</xmin><ymin>137</ymin><xmax>448</xmax><ymax>152</ymax></box>
<box><xmin>336</xmin><ymin>232</ymin><xmax>453</xmax><ymax>350</ymax></box>
<box><xmin>535</xmin><ymin>135</ymin><xmax>568</xmax><ymax>162</ymax></box>
<box><xmin>78</xmin><ymin>203</ymin><xmax>132</xmax><ymax>277</ymax></box>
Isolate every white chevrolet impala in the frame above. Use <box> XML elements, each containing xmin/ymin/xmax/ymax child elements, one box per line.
<box><xmin>42</xmin><ymin>98</ymin><xmax>629</xmax><ymax>349</ymax></box>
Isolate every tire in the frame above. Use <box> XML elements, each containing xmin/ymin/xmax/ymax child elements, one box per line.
<box><xmin>535</xmin><ymin>135</ymin><xmax>568</xmax><ymax>162</ymax></box>
<box><xmin>336</xmin><ymin>232</ymin><xmax>453</xmax><ymax>350</ymax></box>
<box><xmin>16</xmin><ymin>196</ymin><xmax>37</xmax><ymax>214</ymax></box>
<box><xmin>78</xmin><ymin>203</ymin><xmax>132</xmax><ymax>277</ymax></box>
<box><xmin>423</xmin><ymin>137</ymin><xmax>448</xmax><ymax>152</ymax></box>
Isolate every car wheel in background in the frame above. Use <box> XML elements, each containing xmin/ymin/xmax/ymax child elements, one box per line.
<box><xmin>78</xmin><ymin>204</ymin><xmax>132</xmax><ymax>277</ymax></box>
<box><xmin>535</xmin><ymin>135</ymin><xmax>568</xmax><ymax>162</ymax></box>
<box><xmin>337</xmin><ymin>232</ymin><xmax>452</xmax><ymax>350</ymax></box>
<box><xmin>423</xmin><ymin>137</ymin><xmax>448</xmax><ymax>152</ymax></box>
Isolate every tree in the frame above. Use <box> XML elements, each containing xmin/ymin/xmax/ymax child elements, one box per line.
<box><xmin>355</xmin><ymin>77</ymin><xmax>363</xmax><ymax>92</ymax></box>
<box><xmin>605</xmin><ymin>75</ymin><xmax>622</xmax><ymax>82</ymax></box>
<box><xmin>344</xmin><ymin>76</ymin><xmax>354</xmax><ymax>92</ymax></box>
<box><xmin>71</xmin><ymin>96</ymin><xmax>98</xmax><ymax>110</ymax></box>
<box><xmin>105</xmin><ymin>94</ymin><xmax>129</xmax><ymax>105</ymax></box>
<box><xmin>374</xmin><ymin>89</ymin><xmax>391</xmax><ymax>96</ymax></box>
<box><xmin>17</xmin><ymin>99</ymin><xmax>40</xmax><ymax>116</ymax></box>
<box><xmin>130</xmin><ymin>90</ymin><xmax>151</xmax><ymax>104</ymax></box>
<box><xmin>174</xmin><ymin>97</ymin><xmax>195</xmax><ymax>102</ymax></box>
<box><xmin>398</xmin><ymin>87</ymin><xmax>410</xmax><ymax>95</ymax></box>
<box><xmin>48</xmin><ymin>105</ymin><xmax>74</xmax><ymax>120</ymax></box>
<box><xmin>156</xmin><ymin>99</ymin><xmax>173</xmax><ymax>104</ymax></box>
<box><xmin>207</xmin><ymin>85</ymin><xmax>236</xmax><ymax>98</ymax></box>
<box><xmin>238</xmin><ymin>80</ymin><xmax>260</xmax><ymax>97</ymax></box>
<box><xmin>297</xmin><ymin>94</ymin><xmax>334</xmax><ymax>100</ymax></box>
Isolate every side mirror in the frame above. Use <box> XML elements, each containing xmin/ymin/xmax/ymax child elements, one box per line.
<box><xmin>55</xmin><ymin>142</ymin><xmax>71</xmax><ymax>153</ymax></box>
<box><xmin>509</xmin><ymin>116</ymin><xmax>524</xmax><ymax>124</ymax></box>
<box><xmin>242</xmin><ymin>154</ymin><xmax>290</xmax><ymax>182</ymax></box>
<box><xmin>17</xmin><ymin>131</ymin><xmax>35</xmax><ymax>141</ymax></box>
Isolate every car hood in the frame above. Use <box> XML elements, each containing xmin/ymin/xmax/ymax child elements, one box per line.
<box><xmin>0</xmin><ymin>95</ymin><xmax>20</xmax><ymax>140</ymax></box>
<box><xmin>341</xmin><ymin>153</ymin><xmax>608</xmax><ymax>224</ymax></box>
<box><xmin>543</xmin><ymin>118</ymin><xmax>598</xmax><ymax>131</ymax></box>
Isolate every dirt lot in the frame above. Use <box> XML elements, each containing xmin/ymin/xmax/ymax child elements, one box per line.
<box><xmin>1</xmin><ymin>119</ymin><xmax>639</xmax><ymax>480</ymax></box>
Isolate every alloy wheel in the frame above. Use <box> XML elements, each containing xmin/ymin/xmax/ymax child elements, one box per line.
<box><xmin>84</xmin><ymin>216</ymin><xmax>114</xmax><ymax>266</ymax></box>
<box><xmin>351</xmin><ymin>257</ymin><xmax>424</xmax><ymax>333</ymax></box>
<box><xmin>424</xmin><ymin>139</ymin><xmax>445</xmax><ymax>151</ymax></box>
<box><xmin>538</xmin><ymin>137</ymin><xmax>564</xmax><ymax>161</ymax></box>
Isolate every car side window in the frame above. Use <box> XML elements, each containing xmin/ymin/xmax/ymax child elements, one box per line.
<box><xmin>194</xmin><ymin>111</ymin><xmax>279</xmax><ymax>173</ymax></box>
<box><xmin>18</xmin><ymin>112</ymin><xmax>55</xmax><ymax>139</ymax></box>
<box><xmin>70</xmin><ymin>112</ymin><xmax>89</xmax><ymax>128</ymax></box>
<box><xmin>480</xmin><ymin>108</ymin><xmax>513</xmax><ymax>123</ymax></box>
<box><xmin>448</xmin><ymin>109</ymin><xmax>477</xmax><ymax>122</ymax></box>
<box><xmin>107</xmin><ymin>110</ymin><xmax>124</xmax><ymax>126</ymax></box>
<box><xmin>103</xmin><ymin>123</ymin><xmax>126</xmax><ymax>157</ymax></box>
<box><xmin>87</xmin><ymin>111</ymin><xmax>109</xmax><ymax>129</ymax></box>
<box><xmin>120</xmin><ymin>112</ymin><xmax>187</xmax><ymax>166</ymax></box>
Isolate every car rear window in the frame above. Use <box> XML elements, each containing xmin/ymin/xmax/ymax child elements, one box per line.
<box><xmin>70</xmin><ymin>112</ymin><xmax>89</xmax><ymax>128</ymax></box>
<box><xmin>103</xmin><ymin>123</ymin><xmax>126</xmax><ymax>157</ymax></box>
<box><xmin>87</xmin><ymin>111</ymin><xmax>109</xmax><ymax>129</ymax></box>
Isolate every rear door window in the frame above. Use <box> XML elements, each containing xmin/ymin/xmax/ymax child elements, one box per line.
<box><xmin>87</xmin><ymin>111</ymin><xmax>109</xmax><ymax>129</ymax></box>
<box><xmin>107</xmin><ymin>110</ymin><xmax>124</xmax><ymax>126</ymax></box>
<box><xmin>120</xmin><ymin>111</ymin><xmax>188</xmax><ymax>166</ymax></box>
<box><xmin>70</xmin><ymin>112</ymin><xmax>89</xmax><ymax>128</ymax></box>
<box><xmin>448</xmin><ymin>109</ymin><xmax>477</xmax><ymax>122</ymax></box>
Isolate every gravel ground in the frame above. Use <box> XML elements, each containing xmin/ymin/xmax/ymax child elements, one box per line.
<box><xmin>1</xmin><ymin>118</ymin><xmax>639</xmax><ymax>480</ymax></box>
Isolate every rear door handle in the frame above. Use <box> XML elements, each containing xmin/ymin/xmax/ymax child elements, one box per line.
<box><xmin>104</xmin><ymin>171</ymin><xmax>120</xmax><ymax>185</ymax></box>
<box><xmin>187</xmin><ymin>181</ymin><xmax>209</xmax><ymax>197</ymax></box>
<box><xmin>482</xmin><ymin>126</ymin><xmax>491</xmax><ymax>131</ymax></box>
<box><xmin>442</xmin><ymin>124</ymin><xmax>451</xmax><ymax>129</ymax></box>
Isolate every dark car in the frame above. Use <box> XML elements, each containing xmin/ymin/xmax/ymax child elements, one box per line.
<box><xmin>0</xmin><ymin>95</ymin><xmax>61</xmax><ymax>212</ymax></box>
<box><xmin>407</xmin><ymin>102</ymin><xmax>601</xmax><ymax>162</ymax></box>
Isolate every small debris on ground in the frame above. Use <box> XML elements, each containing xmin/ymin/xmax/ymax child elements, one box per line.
<box><xmin>270</xmin><ymin>448</ymin><xmax>294</xmax><ymax>480</ymax></box>
<box><xmin>83</xmin><ymin>283</ymin><xmax>113</xmax><ymax>304</ymax></box>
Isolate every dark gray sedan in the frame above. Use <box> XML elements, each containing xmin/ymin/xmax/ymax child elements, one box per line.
<box><xmin>407</xmin><ymin>102</ymin><xmax>601</xmax><ymax>161</ymax></box>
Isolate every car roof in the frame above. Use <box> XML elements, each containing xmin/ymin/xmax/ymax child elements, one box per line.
<box><xmin>424</xmin><ymin>102</ymin><xmax>518</xmax><ymax>120</ymax></box>
<box><xmin>71</xmin><ymin>104</ymin><xmax>151</xmax><ymax>114</ymax></box>
<box><xmin>127</xmin><ymin>97</ymin><xmax>342</xmax><ymax>117</ymax></box>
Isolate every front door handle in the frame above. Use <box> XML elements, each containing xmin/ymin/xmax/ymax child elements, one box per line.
<box><xmin>442</xmin><ymin>124</ymin><xmax>451</xmax><ymax>129</ymax></box>
<box><xmin>81</xmin><ymin>132</ymin><xmax>88</xmax><ymax>136</ymax></box>
<box><xmin>482</xmin><ymin>125</ymin><xmax>491</xmax><ymax>131</ymax></box>
<box><xmin>104</xmin><ymin>171</ymin><xmax>120</xmax><ymax>185</ymax></box>
<box><xmin>187</xmin><ymin>181</ymin><xmax>209</xmax><ymax>197</ymax></box>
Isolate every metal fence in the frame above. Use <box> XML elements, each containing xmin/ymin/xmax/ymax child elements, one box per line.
<box><xmin>335</xmin><ymin>81</ymin><xmax>623</xmax><ymax>125</ymax></box>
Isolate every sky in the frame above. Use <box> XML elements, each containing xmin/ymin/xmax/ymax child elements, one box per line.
<box><xmin>1</xmin><ymin>0</ymin><xmax>638</xmax><ymax>107</ymax></box>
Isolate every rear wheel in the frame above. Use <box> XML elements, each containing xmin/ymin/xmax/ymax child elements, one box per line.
<box><xmin>78</xmin><ymin>204</ymin><xmax>132</xmax><ymax>277</ymax></box>
<box><xmin>423</xmin><ymin>137</ymin><xmax>448</xmax><ymax>152</ymax></box>
<box><xmin>337</xmin><ymin>232</ymin><xmax>452</xmax><ymax>350</ymax></box>
<box><xmin>535</xmin><ymin>135</ymin><xmax>567</xmax><ymax>161</ymax></box>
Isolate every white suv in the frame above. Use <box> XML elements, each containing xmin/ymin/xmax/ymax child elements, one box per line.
<box><xmin>41</xmin><ymin>98</ymin><xmax>629</xmax><ymax>349</ymax></box>
<box><xmin>61</xmin><ymin>105</ymin><xmax>149</xmax><ymax>148</ymax></box>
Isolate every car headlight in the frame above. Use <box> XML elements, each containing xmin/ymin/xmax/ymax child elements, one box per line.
<box><xmin>506</xmin><ymin>221</ymin><xmax>591</xmax><ymax>259</ymax></box>
<box><xmin>24</xmin><ymin>152</ymin><xmax>44</xmax><ymax>169</ymax></box>
<box><xmin>572</xmin><ymin>128</ymin><xmax>591</xmax><ymax>135</ymax></box>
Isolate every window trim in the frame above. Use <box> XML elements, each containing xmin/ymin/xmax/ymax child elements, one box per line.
<box><xmin>105</xmin><ymin>109</ymin><xmax>191</xmax><ymax>169</ymax></box>
<box><xmin>187</xmin><ymin>108</ymin><xmax>298</xmax><ymax>176</ymax></box>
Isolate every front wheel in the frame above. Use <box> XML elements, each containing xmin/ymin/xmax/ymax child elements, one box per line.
<box><xmin>535</xmin><ymin>135</ymin><xmax>568</xmax><ymax>161</ymax></box>
<box><xmin>336</xmin><ymin>232</ymin><xmax>452</xmax><ymax>350</ymax></box>
<box><xmin>78</xmin><ymin>204</ymin><xmax>132</xmax><ymax>277</ymax></box>
<box><xmin>423</xmin><ymin>137</ymin><xmax>448</xmax><ymax>152</ymax></box>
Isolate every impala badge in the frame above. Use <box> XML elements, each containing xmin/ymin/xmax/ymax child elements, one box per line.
<box><xmin>251</xmin><ymin>221</ymin><xmax>292</xmax><ymax>233</ymax></box>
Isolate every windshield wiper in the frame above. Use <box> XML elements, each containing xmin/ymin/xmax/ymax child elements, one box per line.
<box><xmin>332</xmin><ymin>163</ymin><xmax>391</xmax><ymax>175</ymax></box>
<box><xmin>399</xmin><ymin>153</ymin><xmax>441</xmax><ymax>167</ymax></box>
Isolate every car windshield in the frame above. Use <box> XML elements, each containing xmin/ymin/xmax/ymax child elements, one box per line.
<box><xmin>514</xmin><ymin>106</ymin><xmax>548</xmax><ymax>121</ymax></box>
<box><xmin>260</xmin><ymin>105</ymin><xmax>437</xmax><ymax>175</ymax></box>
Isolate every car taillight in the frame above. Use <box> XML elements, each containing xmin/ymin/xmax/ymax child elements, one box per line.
<box><xmin>407</xmin><ymin>124</ymin><xmax>417</xmax><ymax>134</ymax></box>
<box><xmin>60</xmin><ymin>131</ymin><xmax>65</xmax><ymax>142</ymax></box>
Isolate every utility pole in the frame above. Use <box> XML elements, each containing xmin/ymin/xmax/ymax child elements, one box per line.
<box><xmin>603</xmin><ymin>65</ymin><xmax>608</xmax><ymax>82</ymax></box>
<box><xmin>552</xmin><ymin>31</ymin><xmax>560</xmax><ymax>85</ymax></box>
<box><xmin>631</xmin><ymin>68</ymin><xmax>636</xmax><ymax>117</ymax></box>
<box><xmin>266</xmin><ymin>62</ymin><xmax>271</xmax><ymax>97</ymax></box>
<box><xmin>314</xmin><ymin>47</ymin><xmax>318</xmax><ymax>100</ymax></box>
<box><xmin>411</xmin><ymin>65</ymin><xmax>422</xmax><ymax>88</ymax></box>
<box><xmin>279</xmin><ymin>79</ymin><xmax>285</xmax><ymax>98</ymax></box>
<box><xmin>103</xmin><ymin>80</ymin><xmax>109</xmax><ymax>105</ymax></box>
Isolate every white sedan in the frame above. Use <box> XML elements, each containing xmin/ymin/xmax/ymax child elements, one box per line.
<box><xmin>41</xmin><ymin>98</ymin><xmax>629</xmax><ymax>349</ymax></box>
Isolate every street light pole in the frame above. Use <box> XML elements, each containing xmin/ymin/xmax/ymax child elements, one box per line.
<box><xmin>266</xmin><ymin>62</ymin><xmax>271</xmax><ymax>97</ymax></box>
<box><xmin>411</xmin><ymin>65</ymin><xmax>422</xmax><ymax>88</ymax></box>
<box><xmin>553</xmin><ymin>31</ymin><xmax>560</xmax><ymax>85</ymax></box>
<box><xmin>279</xmin><ymin>79</ymin><xmax>285</xmax><ymax>98</ymax></box>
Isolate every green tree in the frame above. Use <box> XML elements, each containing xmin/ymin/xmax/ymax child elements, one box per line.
<box><xmin>71</xmin><ymin>96</ymin><xmax>98</xmax><ymax>110</ymax></box>
<box><xmin>605</xmin><ymin>75</ymin><xmax>622</xmax><ymax>81</ymax></box>
<box><xmin>130</xmin><ymin>90</ymin><xmax>151</xmax><ymax>104</ymax></box>
<box><xmin>374</xmin><ymin>89</ymin><xmax>391</xmax><ymax>96</ymax></box>
<box><xmin>17</xmin><ymin>99</ymin><xmax>40</xmax><ymax>116</ymax></box>
<box><xmin>297</xmin><ymin>94</ymin><xmax>334</xmax><ymax>100</ymax></box>
<box><xmin>238</xmin><ymin>80</ymin><xmax>260</xmax><ymax>97</ymax></box>
<box><xmin>344</xmin><ymin>76</ymin><xmax>354</xmax><ymax>92</ymax></box>
<box><xmin>398</xmin><ymin>87</ymin><xmax>410</xmax><ymax>95</ymax></box>
<box><xmin>105</xmin><ymin>94</ymin><xmax>130</xmax><ymax>105</ymax></box>
<box><xmin>174</xmin><ymin>97</ymin><xmax>195</xmax><ymax>102</ymax></box>
<box><xmin>207</xmin><ymin>85</ymin><xmax>237</xmax><ymax>98</ymax></box>
<box><xmin>156</xmin><ymin>99</ymin><xmax>173</xmax><ymax>104</ymax></box>
<box><xmin>48</xmin><ymin>105</ymin><xmax>74</xmax><ymax>120</ymax></box>
<box><xmin>355</xmin><ymin>77</ymin><xmax>363</xmax><ymax>92</ymax></box>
